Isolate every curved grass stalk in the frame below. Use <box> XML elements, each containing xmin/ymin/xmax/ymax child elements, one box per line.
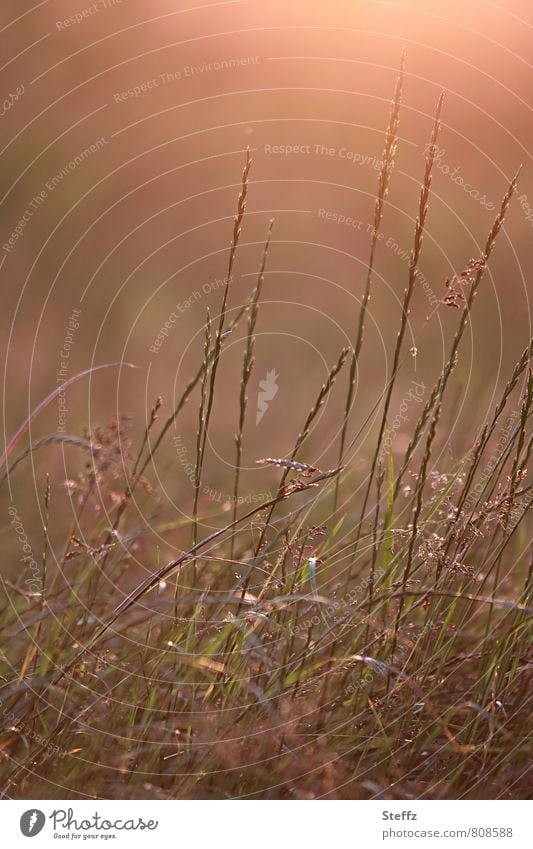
<box><xmin>0</xmin><ymin>362</ymin><xmax>135</xmax><ymax>470</ymax></box>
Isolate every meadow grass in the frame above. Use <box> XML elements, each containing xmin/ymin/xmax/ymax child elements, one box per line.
<box><xmin>0</xmin><ymin>62</ymin><xmax>531</xmax><ymax>800</ymax></box>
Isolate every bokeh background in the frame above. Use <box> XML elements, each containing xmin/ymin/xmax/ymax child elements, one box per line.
<box><xmin>1</xmin><ymin>0</ymin><xmax>532</xmax><ymax>549</ymax></box>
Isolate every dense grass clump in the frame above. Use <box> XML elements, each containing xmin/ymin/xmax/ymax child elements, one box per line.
<box><xmin>0</xmin><ymin>60</ymin><xmax>531</xmax><ymax>800</ymax></box>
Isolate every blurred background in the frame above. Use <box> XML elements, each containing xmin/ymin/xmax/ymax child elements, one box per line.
<box><xmin>1</xmin><ymin>0</ymin><xmax>531</xmax><ymax>548</ymax></box>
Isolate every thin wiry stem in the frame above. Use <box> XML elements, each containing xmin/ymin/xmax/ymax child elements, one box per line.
<box><xmin>392</xmin><ymin>400</ymin><xmax>442</xmax><ymax>654</ymax></box>
<box><xmin>94</xmin><ymin>236</ymin><xmax>260</xmax><ymax>559</ymax></box>
<box><xmin>335</xmin><ymin>52</ymin><xmax>405</xmax><ymax>512</ymax></box>
<box><xmin>350</xmin><ymin>91</ymin><xmax>445</xmax><ymax>574</ymax></box>
<box><xmin>254</xmin><ymin>346</ymin><xmax>350</xmax><ymax>556</ymax></box>
<box><xmin>454</xmin><ymin>336</ymin><xmax>533</xmax><ymax>517</ymax></box>
<box><xmin>191</xmin><ymin>310</ymin><xmax>212</xmax><ymax>549</ymax></box>
<box><xmin>436</xmin><ymin>168</ymin><xmax>521</xmax><ymax>406</ymax></box>
<box><xmin>0</xmin><ymin>362</ymin><xmax>134</xmax><ymax>471</ymax></box>
<box><xmin>21</xmin><ymin>465</ymin><xmax>342</xmax><ymax>707</ymax></box>
<box><xmin>0</xmin><ymin>434</ymin><xmax>100</xmax><ymax>489</ymax></box>
<box><xmin>393</xmin><ymin>373</ymin><xmax>444</xmax><ymax>498</ymax></box>
<box><xmin>231</xmin><ymin>219</ymin><xmax>274</xmax><ymax>558</ymax></box>
<box><xmin>505</xmin><ymin>368</ymin><xmax>533</xmax><ymax>528</ymax></box>
<box><xmin>41</xmin><ymin>474</ymin><xmax>51</xmax><ymax>611</ymax></box>
<box><xmin>193</xmin><ymin>150</ymin><xmax>252</xmax><ymax>546</ymax></box>
<box><xmin>131</xmin><ymin>396</ymin><xmax>163</xmax><ymax>482</ymax></box>
<box><xmin>293</xmin><ymin>347</ymin><xmax>351</xmax><ymax>462</ymax></box>
<box><xmin>88</xmin><ymin>395</ymin><xmax>163</xmax><ymax>605</ymax></box>
<box><xmin>105</xmin><ymin>396</ymin><xmax>163</xmax><ymax>538</ymax></box>
<box><xmin>393</xmin><ymin>173</ymin><xmax>523</xmax><ymax>507</ymax></box>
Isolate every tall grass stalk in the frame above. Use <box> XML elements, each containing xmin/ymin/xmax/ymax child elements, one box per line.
<box><xmin>334</xmin><ymin>53</ymin><xmax>405</xmax><ymax>512</ymax></box>
<box><xmin>348</xmin><ymin>91</ymin><xmax>445</xmax><ymax>576</ymax></box>
<box><xmin>192</xmin><ymin>150</ymin><xmax>252</xmax><ymax>545</ymax></box>
<box><xmin>230</xmin><ymin>219</ymin><xmax>274</xmax><ymax>558</ymax></box>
